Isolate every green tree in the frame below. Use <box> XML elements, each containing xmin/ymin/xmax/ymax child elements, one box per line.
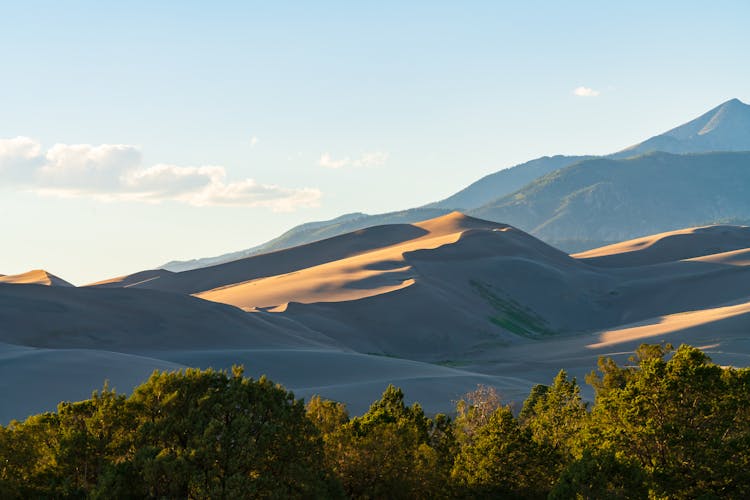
<box><xmin>100</xmin><ymin>366</ymin><xmax>339</xmax><ymax>499</ymax></box>
<box><xmin>0</xmin><ymin>416</ymin><xmax>56</xmax><ymax>498</ymax></box>
<box><xmin>519</xmin><ymin>370</ymin><xmax>587</xmax><ymax>462</ymax></box>
<box><xmin>306</xmin><ymin>395</ymin><xmax>349</xmax><ymax>435</ymax></box>
<box><xmin>586</xmin><ymin>343</ymin><xmax>750</xmax><ymax>498</ymax></box>
<box><xmin>549</xmin><ymin>448</ymin><xmax>648</xmax><ymax>500</ymax></box>
<box><xmin>54</xmin><ymin>384</ymin><xmax>133</xmax><ymax>497</ymax></box>
<box><xmin>452</xmin><ymin>405</ymin><xmax>555</xmax><ymax>499</ymax></box>
<box><xmin>327</xmin><ymin>385</ymin><xmax>454</xmax><ymax>499</ymax></box>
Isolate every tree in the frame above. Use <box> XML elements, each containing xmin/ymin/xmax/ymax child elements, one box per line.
<box><xmin>454</xmin><ymin>384</ymin><xmax>502</xmax><ymax>446</ymax></box>
<box><xmin>306</xmin><ymin>395</ymin><xmax>349</xmax><ymax>436</ymax></box>
<box><xmin>452</xmin><ymin>405</ymin><xmax>556</xmax><ymax>499</ymax></box>
<box><xmin>549</xmin><ymin>448</ymin><xmax>648</xmax><ymax>500</ymax></box>
<box><xmin>54</xmin><ymin>384</ymin><xmax>133</xmax><ymax>496</ymax></box>
<box><xmin>0</xmin><ymin>417</ymin><xmax>52</xmax><ymax>498</ymax></box>
<box><xmin>586</xmin><ymin>343</ymin><xmax>750</xmax><ymax>498</ymax></box>
<box><xmin>99</xmin><ymin>366</ymin><xmax>339</xmax><ymax>498</ymax></box>
<box><xmin>519</xmin><ymin>370</ymin><xmax>587</xmax><ymax>462</ymax></box>
<box><xmin>326</xmin><ymin>385</ymin><xmax>454</xmax><ymax>499</ymax></box>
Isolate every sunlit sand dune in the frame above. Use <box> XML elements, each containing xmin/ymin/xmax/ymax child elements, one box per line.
<box><xmin>195</xmin><ymin>212</ymin><xmax>501</xmax><ymax>310</ymax></box>
<box><xmin>0</xmin><ymin>269</ymin><xmax>73</xmax><ymax>287</ymax></box>
<box><xmin>179</xmin><ymin>213</ymin><xmax>750</xmax><ymax>362</ymax></box>
<box><xmin>588</xmin><ymin>298</ymin><xmax>750</xmax><ymax>348</ymax></box>
<box><xmin>4</xmin><ymin>214</ymin><xmax>750</xmax><ymax>423</ymax></box>
<box><xmin>686</xmin><ymin>247</ymin><xmax>750</xmax><ymax>266</ymax></box>
<box><xmin>574</xmin><ymin>224</ymin><xmax>750</xmax><ymax>267</ymax></box>
<box><xmin>88</xmin><ymin>222</ymin><xmax>431</xmax><ymax>293</ymax></box>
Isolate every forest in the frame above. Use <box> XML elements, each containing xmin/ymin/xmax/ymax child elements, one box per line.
<box><xmin>1</xmin><ymin>343</ymin><xmax>748</xmax><ymax>499</ymax></box>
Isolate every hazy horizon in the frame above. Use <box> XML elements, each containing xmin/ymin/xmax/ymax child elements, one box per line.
<box><xmin>2</xmin><ymin>1</ymin><xmax>749</xmax><ymax>284</ymax></box>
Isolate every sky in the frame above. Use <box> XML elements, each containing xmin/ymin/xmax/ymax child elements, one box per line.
<box><xmin>1</xmin><ymin>1</ymin><xmax>749</xmax><ymax>285</ymax></box>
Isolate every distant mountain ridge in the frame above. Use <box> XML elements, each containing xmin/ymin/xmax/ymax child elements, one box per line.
<box><xmin>613</xmin><ymin>98</ymin><xmax>750</xmax><ymax>157</ymax></box>
<box><xmin>470</xmin><ymin>151</ymin><xmax>750</xmax><ymax>244</ymax></box>
<box><xmin>427</xmin><ymin>155</ymin><xmax>595</xmax><ymax>211</ymax></box>
<box><xmin>161</xmin><ymin>98</ymin><xmax>750</xmax><ymax>271</ymax></box>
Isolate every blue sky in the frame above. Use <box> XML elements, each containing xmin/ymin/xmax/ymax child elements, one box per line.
<box><xmin>1</xmin><ymin>1</ymin><xmax>749</xmax><ymax>284</ymax></box>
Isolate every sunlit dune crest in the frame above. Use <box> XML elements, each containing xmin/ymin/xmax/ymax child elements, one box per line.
<box><xmin>588</xmin><ymin>299</ymin><xmax>750</xmax><ymax>349</ymax></box>
<box><xmin>574</xmin><ymin>224</ymin><xmax>750</xmax><ymax>267</ymax></box>
<box><xmin>0</xmin><ymin>269</ymin><xmax>73</xmax><ymax>287</ymax></box>
<box><xmin>195</xmin><ymin>212</ymin><xmax>504</xmax><ymax>309</ymax></box>
<box><xmin>686</xmin><ymin>247</ymin><xmax>750</xmax><ymax>267</ymax></box>
<box><xmin>87</xmin><ymin>269</ymin><xmax>172</xmax><ymax>288</ymax></box>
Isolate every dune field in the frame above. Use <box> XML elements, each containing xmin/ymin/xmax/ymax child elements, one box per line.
<box><xmin>2</xmin><ymin>212</ymin><xmax>749</xmax><ymax>422</ymax></box>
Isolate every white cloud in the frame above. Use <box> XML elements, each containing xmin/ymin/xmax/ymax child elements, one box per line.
<box><xmin>122</xmin><ymin>163</ymin><xmax>225</xmax><ymax>197</ymax></box>
<box><xmin>573</xmin><ymin>86</ymin><xmax>601</xmax><ymax>97</ymax></box>
<box><xmin>0</xmin><ymin>136</ymin><xmax>45</xmax><ymax>182</ymax></box>
<box><xmin>319</xmin><ymin>153</ymin><xmax>350</xmax><ymax>169</ymax></box>
<box><xmin>0</xmin><ymin>136</ymin><xmax>320</xmax><ymax>211</ymax></box>
<box><xmin>192</xmin><ymin>179</ymin><xmax>321</xmax><ymax>211</ymax></box>
<box><xmin>319</xmin><ymin>151</ymin><xmax>389</xmax><ymax>169</ymax></box>
<box><xmin>249</xmin><ymin>136</ymin><xmax>259</xmax><ymax>147</ymax></box>
<box><xmin>39</xmin><ymin>143</ymin><xmax>142</xmax><ymax>192</ymax></box>
<box><xmin>0</xmin><ymin>136</ymin><xmax>41</xmax><ymax>160</ymax></box>
<box><xmin>123</xmin><ymin>163</ymin><xmax>321</xmax><ymax>211</ymax></box>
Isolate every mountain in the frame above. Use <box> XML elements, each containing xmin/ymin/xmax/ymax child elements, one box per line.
<box><xmin>470</xmin><ymin>151</ymin><xmax>750</xmax><ymax>245</ymax></box>
<box><xmin>427</xmin><ymin>155</ymin><xmax>593</xmax><ymax>210</ymax></box>
<box><xmin>162</xmin><ymin>99</ymin><xmax>750</xmax><ymax>272</ymax></box>
<box><xmin>158</xmin><ymin>156</ymin><xmax>591</xmax><ymax>272</ymax></box>
<box><xmin>613</xmin><ymin>98</ymin><xmax>750</xmax><ymax>157</ymax></box>
<box><xmin>0</xmin><ymin>269</ymin><xmax>74</xmax><ymax>287</ymax></box>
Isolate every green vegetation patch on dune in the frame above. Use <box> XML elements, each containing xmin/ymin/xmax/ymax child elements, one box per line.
<box><xmin>470</xmin><ymin>280</ymin><xmax>556</xmax><ymax>338</ymax></box>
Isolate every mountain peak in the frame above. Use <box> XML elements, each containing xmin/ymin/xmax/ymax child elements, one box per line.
<box><xmin>615</xmin><ymin>98</ymin><xmax>750</xmax><ymax>157</ymax></box>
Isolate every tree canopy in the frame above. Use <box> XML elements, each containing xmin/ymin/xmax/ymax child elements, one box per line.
<box><xmin>1</xmin><ymin>343</ymin><xmax>748</xmax><ymax>498</ymax></box>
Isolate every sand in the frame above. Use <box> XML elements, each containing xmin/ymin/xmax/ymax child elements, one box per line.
<box><xmin>573</xmin><ymin>224</ymin><xmax>750</xmax><ymax>267</ymax></box>
<box><xmin>0</xmin><ymin>269</ymin><xmax>74</xmax><ymax>287</ymax></box>
<box><xmin>194</xmin><ymin>212</ymin><xmax>501</xmax><ymax>310</ymax></box>
<box><xmin>3</xmin><ymin>214</ymin><xmax>750</xmax><ymax>422</ymax></box>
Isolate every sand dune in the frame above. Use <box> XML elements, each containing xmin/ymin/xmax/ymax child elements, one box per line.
<box><xmin>88</xmin><ymin>269</ymin><xmax>174</xmax><ymax>288</ymax></box>
<box><xmin>0</xmin><ymin>283</ymin><xmax>339</xmax><ymax>351</ymax></box>
<box><xmin>587</xmin><ymin>298</ymin><xmax>750</xmax><ymax>348</ymax></box>
<box><xmin>462</xmin><ymin>309</ymin><xmax>750</xmax><ymax>404</ymax></box>
<box><xmin>153</xmin><ymin>348</ymin><xmax>531</xmax><ymax>415</ymax></box>
<box><xmin>0</xmin><ymin>342</ymin><xmax>532</xmax><ymax>422</ymax></box>
<box><xmin>0</xmin><ymin>269</ymin><xmax>73</xmax><ymax>287</ymax></box>
<box><xmin>195</xmin><ymin>212</ymin><xmax>501</xmax><ymax>310</ymax></box>
<box><xmin>574</xmin><ymin>224</ymin><xmax>750</xmax><ymax>267</ymax></box>
<box><xmin>0</xmin><ymin>343</ymin><xmax>183</xmax><ymax>423</ymax></box>
<box><xmin>186</xmin><ymin>214</ymin><xmax>750</xmax><ymax>361</ymax></box>
<box><xmin>686</xmin><ymin>247</ymin><xmax>750</xmax><ymax>266</ymax></box>
<box><xmin>4</xmin><ymin>214</ymin><xmax>750</xmax><ymax>423</ymax></box>
<box><xmin>89</xmin><ymin>222</ymin><xmax>431</xmax><ymax>293</ymax></box>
